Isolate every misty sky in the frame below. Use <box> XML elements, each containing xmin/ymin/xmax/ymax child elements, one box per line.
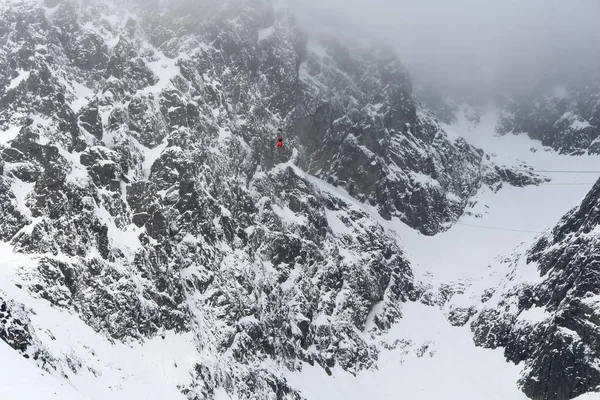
<box><xmin>285</xmin><ymin>0</ymin><xmax>600</xmax><ymax>97</ymax></box>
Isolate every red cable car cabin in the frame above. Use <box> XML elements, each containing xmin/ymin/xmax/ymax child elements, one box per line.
<box><xmin>276</xmin><ymin>128</ymin><xmax>283</xmax><ymax>148</ymax></box>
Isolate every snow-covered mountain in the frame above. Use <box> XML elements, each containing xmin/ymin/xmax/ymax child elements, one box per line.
<box><xmin>1</xmin><ymin>0</ymin><xmax>599</xmax><ymax>400</ymax></box>
<box><xmin>495</xmin><ymin>75</ymin><xmax>600</xmax><ymax>155</ymax></box>
<box><xmin>417</xmin><ymin>67</ymin><xmax>600</xmax><ymax>155</ymax></box>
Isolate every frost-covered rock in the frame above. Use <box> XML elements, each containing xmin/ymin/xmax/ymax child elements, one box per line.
<box><xmin>471</xmin><ymin>179</ymin><xmax>600</xmax><ymax>400</ymax></box>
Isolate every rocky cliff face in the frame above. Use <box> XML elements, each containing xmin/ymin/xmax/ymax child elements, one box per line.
<box><xmin>466</xmin><ymin>179</ymin><xmax>600</xmax><ymax>400</ymax></box>
<box><xmin>294</xmin><ymin>35</ymin><xmax>507</xmax><ymax>235</ymax></box>
<box><xmin>0</xmin><ymin>0</ymin><xmax>551</xmax><ymax>399</ymax></box>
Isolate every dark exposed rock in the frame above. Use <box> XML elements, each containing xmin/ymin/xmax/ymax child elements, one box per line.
<box><xmin>0</xmin><ymin>297</ymin><xmax>33</xmax><ymax>354</ymax></box>
<box><xmin>472</xmin><ymin>179</ymin><xmax>600</xmax><ymax>400</ymax></box>
<box><xmin>78</xmin><ymin>98</ymin><xmax>103</xmax><ymax>140</ymax></box>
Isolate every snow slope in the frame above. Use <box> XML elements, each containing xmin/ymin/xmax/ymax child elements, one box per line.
<box><xmin>0</xmin><ymin>340</ymin><xmax>86</xmax><ymax>400</ymax></box>
<box><xmin>404</xmin><ymin>103</ymin><xmax>600</xmax><ymax>285</ymax></box>
<box><xmin>0</xmin><ymin>242</ymin><xmax>201</xmax><ymax>400</ymax></box>
<box><xmin>287</xmin><ymin>302</ymin><xmax>528</xmax><ymax>400</ymax></box>
<box><xmin>286</xmin><ymin>170</ymin><xmax>528</xmax><ymax>400</ymax></box>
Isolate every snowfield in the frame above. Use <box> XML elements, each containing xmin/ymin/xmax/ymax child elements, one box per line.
<box><xmin>287</xmin><ymin>302</ymin><xmax>528</xmax><ymax>400</ymax></box>
<box><xmin>0</xmin><ymin>340</ymin><xmax>86</xmax><ymax>400</ymax></box>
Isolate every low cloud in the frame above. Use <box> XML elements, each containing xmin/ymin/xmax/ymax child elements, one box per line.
<box><xmin>286</xmin><ymin>0</ymin><xmax>600</xmax><ymax>97</ymax></box>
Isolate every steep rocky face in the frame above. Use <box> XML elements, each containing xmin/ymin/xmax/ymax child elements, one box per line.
<box><xmin>469</xmin><ymin>179</ymin><xmax>600</xmax><ymax>400</ymax></box>
<box><xmin>289</xmin><ymin>33</ymin><xmax>545</xmax><ymax>235</ymax></box>
<box><xmin>293</xmin><ymin>35</ymin><xmax>519</xmax><ymax>235</ymax></box>
<box><xmin>0</xmin><ymin>0</ymin><xmax>419</xmax><ymax>397</ymax></box>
